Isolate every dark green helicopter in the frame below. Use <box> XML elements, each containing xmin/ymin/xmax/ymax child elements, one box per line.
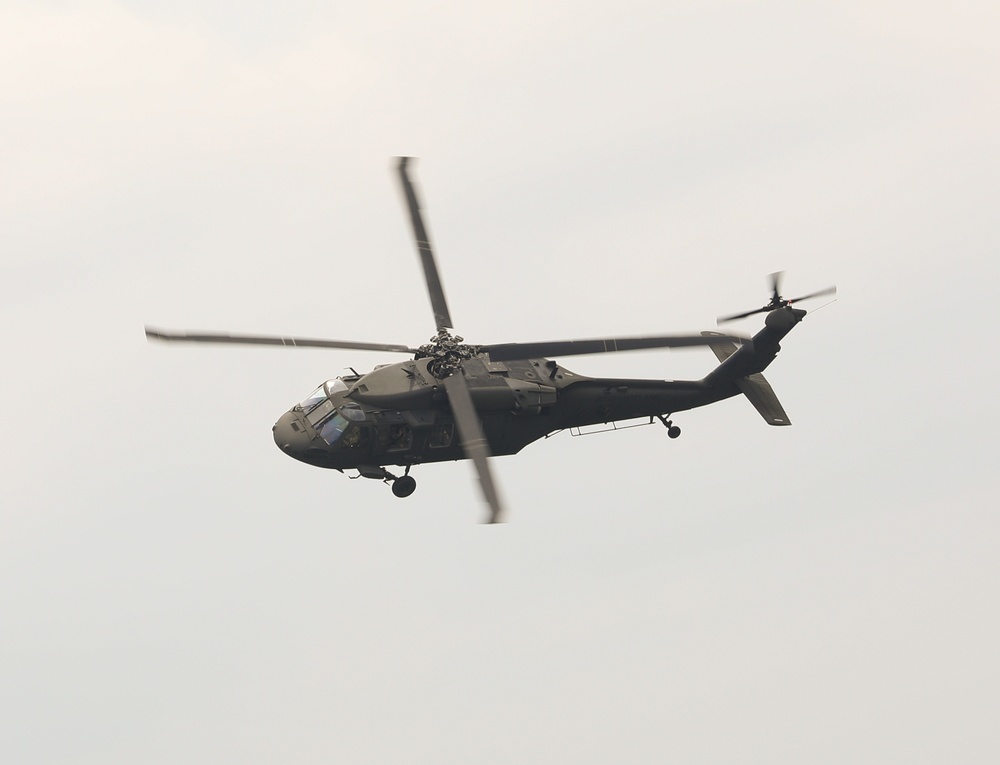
<box><xmin>146</xmin><ymin>158</ymin><xmax>835</xmax><ymax>523</ymax></box>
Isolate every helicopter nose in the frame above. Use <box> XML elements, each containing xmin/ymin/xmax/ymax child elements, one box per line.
<box><xmin>273</xmin><ymin>411</ymin><xmax>310</xmax><ymax>456</ymax></box>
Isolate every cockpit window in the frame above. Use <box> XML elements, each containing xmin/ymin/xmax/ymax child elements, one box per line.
<box><xmin>306</xmin><ymin>399</ymin><xmax>335</xmax><ymax>427</ymax></box>
<box><xmin>318</xmin><ymin>413</ymin><xmax>351</xmax><ymax>446</ymax></box>
<box><xmin>298</xmin><ymin>386</ymin><xmax>327</xmax><ymax>413</ymax></box>
<box><xmin>313</xmin><ymin>404</ymin><xmax>368</xmax><ymax>446</ymax></box>
<box><xmin>339</xmin><ymin>402</ymin><xmax>366</xmax><ymax>421</ymax></box>
<box><xmin>298</xmin><ymin>378</ymin><xmax>349</xmax><ymax>413</ymax></box>
<box><xmin>325</xmin><ymin>378</ymin><xmax>349</xmax><ymax>397</ymax></box>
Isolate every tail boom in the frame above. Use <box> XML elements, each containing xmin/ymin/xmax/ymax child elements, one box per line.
<box><xmin>700</xmin><ymin>306</ymin><xmax>805</xmax><ymax>426</ymax></box>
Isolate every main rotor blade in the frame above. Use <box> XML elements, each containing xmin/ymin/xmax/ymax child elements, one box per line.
<box><xmin>443</xmin><ymin>372</ymin><xmax>505</xmax><ymax>524</ymax></box>
<box><xmin>397</xmin><ymin>157</ymin><xmax>453</xmax><ymax>331</ymax></box>
<box><xmin>145</xmin><ymin>327</ymin><xmax>417</xmax><ymax>354</ymax></box>
<box><xmin>788</xmin><ymin>285</ymin><xmax>837</xmax><ymax>304</ymax></box>
<box><xmin>482</xmin><ymin>333</ymin><xmax>747</xmax><ymax>362</ymax></box>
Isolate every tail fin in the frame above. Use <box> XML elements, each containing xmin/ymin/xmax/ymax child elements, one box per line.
<box><xmin>737</xmin><ymin>373</ymin><xmax>791</xmax><ymax>426</ymax></box>
<box><xmin>700</xmin><ymin>332</ymin><xmax>791</xmax><ymax>426</ymax></box>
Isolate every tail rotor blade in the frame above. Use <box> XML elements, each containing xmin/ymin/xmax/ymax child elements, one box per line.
<box><xmin>788</xmin><ymin>285</ymin><xmax>837</xmax><ymax>304</ymax></box>
<box><xmin>443</xmin><ymin>372</ymin><xmax>505</xmax><ymax>524</ymax></box>
<box><xmin>769</xmin><ymin>271</ymin><xmax>784</xmax><ymax>303</ymax></box>
<box><xmin>397</xmin><ymin>157</ymin><xmax>454</xmax><ymax>331</ymax></box>
<box><xmin>719</xmin><ymin>274</ymin><xmax>835</xmax><ymax>323</ymax></box>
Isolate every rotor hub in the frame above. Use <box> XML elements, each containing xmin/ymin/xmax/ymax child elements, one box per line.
<box><xmin>415</xmin><ymin>329</ymin><xmax>482</xmax><ymax>378</ymax></box>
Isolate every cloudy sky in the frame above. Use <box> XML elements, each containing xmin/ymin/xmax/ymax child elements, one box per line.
<box><xmin>3</xmin><ymin>1</ymin><xmax>999</xmax><ymax>762</ymax></box>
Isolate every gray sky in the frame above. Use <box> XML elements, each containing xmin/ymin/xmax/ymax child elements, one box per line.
<box><xmin>2</xmin><ymin>1</ymin><xmax>999</xmax><ymax>762</ymax></box>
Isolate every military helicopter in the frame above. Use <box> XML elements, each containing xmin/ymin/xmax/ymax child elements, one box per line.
<box><xmin>146</xmin><ymin>158</ymin><xmax>835</xmax><ymax>523</ymax></box>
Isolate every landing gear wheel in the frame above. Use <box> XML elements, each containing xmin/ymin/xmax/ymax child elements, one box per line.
<box><xmin>655</xmin><ymin>415</ymin><xmax>682</xmax><ymax>439</ymax></box>
<box><xmin>392</xmin><ymin>475</ymin><xmax>417</xmax><ymax>498</ymax></box>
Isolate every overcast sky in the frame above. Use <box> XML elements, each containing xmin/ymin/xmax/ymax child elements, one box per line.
<box><xmin>2</xmin><ymin>2</ymin><xmax>999</xmax><ymax>762</ymax></box>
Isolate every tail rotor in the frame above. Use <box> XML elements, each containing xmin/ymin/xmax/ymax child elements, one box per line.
<box><xmin>718</xmin><ymin>271</ymin><xmax>836</xmax><ymax>324</ymax></box>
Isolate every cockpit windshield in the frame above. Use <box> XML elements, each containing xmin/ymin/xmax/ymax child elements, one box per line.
<box><xmin>298</xmin><ymin>386</ymin><xmax>327</xmax><ymax>413</ymax></box>
<box><xmin>298</xmin><ymin>378</ymin><xmax>350</xmax><ymax>413</ymax></box>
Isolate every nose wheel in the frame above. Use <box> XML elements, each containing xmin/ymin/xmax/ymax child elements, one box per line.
<box><xmin>355</xmin><ymin>465</ymin><xmax>419</xmax><ymax>498</ymax></box>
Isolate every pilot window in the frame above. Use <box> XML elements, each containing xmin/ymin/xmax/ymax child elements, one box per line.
<box><xmin>318</xmin><ymin>413</ymin><xmax>350</xmax><ymax>445</ymax></box>
<box><xmin>306</xmin><ymin>399</ymin><xmax>335</xmax><ymax>428</ymax></box>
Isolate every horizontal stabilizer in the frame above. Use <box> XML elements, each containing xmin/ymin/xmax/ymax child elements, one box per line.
<box><xmin>700</xmin><ymin>331</ymin><xmax>740</xmax><ymax>363</ymax></box>
<box><xmin>737</xmin><ymin>373</ymin><xmax>791</xmax><ymax>426</ymax></box>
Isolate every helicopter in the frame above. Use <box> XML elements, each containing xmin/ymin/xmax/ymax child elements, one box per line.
<box><xmin>146</xmin><ymin>157</ymin><xmax>835</xmax><ymax>523</ymax></box>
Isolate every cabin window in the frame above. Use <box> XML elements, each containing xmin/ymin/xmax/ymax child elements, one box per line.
<box><xmin>386</xmin><ymin>423</ymin><xmax>412</xmax><ymax>452</ymax></box>
<box><xmin>429</xmin><ymin>422</ymin><xmax>454</xmax><ymax>448</ymax></box>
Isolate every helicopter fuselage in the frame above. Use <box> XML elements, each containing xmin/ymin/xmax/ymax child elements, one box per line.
<box><xmin>271</xmin><ymin>307</ymin><xmax>806</xmax><ymax>476</ymax></box>
<box><xmin>272</xmin><ymin>356</ymin><xmax>719</xmax><ymax>471</ymax></box>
